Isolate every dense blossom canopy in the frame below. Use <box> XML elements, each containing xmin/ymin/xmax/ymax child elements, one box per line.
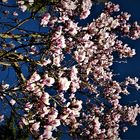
<box><xmin>0</xmin><ymin>0</ymin><xmax>140</xmax><ymax>139</ymax></box>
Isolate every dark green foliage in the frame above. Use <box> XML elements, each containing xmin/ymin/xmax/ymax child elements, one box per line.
<box><xmin>0</xmin><ymin>113</ymin><xmax>30</xmax><ymax>140</ymax></box>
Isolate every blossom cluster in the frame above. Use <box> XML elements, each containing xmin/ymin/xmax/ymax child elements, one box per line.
<box><xmin>1</xmin><ymin>0</ymin><xmax>140</xmax><ymax>140</ymax></box>
<box><xmin>17</xmin><ymin>0</ymin><xmax>34</xmax><ymax>12</ymax></box>
<box><xmin>23</xmin><ymin>1</ymin><xmax>140</xmax><ymax>139</ymax></box>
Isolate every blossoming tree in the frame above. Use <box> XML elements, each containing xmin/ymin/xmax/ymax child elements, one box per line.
<box><xmin>0</xmin><ymin>0</ymin><xmax>140</xmax><ymax>139</ymax></box>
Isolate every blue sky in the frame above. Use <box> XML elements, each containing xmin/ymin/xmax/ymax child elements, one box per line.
<box><xmin>0</xmin><ymin>0</ymin><xmax>140</xmax><ymax>139</ymax></box>
<box><xmin>107</xmin><ymin>0</ymin><xmax>140</xmax><ymax>139</ymax></box>
<box><xmin>65</xmin><ymin>0</ymin><xmax>140</xmax><ymax>139</ymax></box>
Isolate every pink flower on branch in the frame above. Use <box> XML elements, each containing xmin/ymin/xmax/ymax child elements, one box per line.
<box><xmin>59</xmin><ymin>77</ymin><xmax>71</xmax><ymax>91</ymax></box>
<box><xmin>8</xmin><ymin>1</ymin><xmax>140</xmax><ymax>139</ymax></box>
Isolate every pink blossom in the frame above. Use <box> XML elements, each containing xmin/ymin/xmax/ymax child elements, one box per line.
<box><xmin>41</xmin><ymin>92</ymin><xmax>50</xmax><ymax>105</ymax></box>
<box><xmin>26</xmin><ymin>83</ymin><xmax>36</xmax><ymax>91</ymax></box>
<box><xmin>123</xmin><ymin>127</ymin><xmax>128</xmax><ymax>132</ymax></box>
<box><xmin>1</xmin><ymin>83</ymin><xmax>9</xmax><ymax>90</ymax></box>
<box><xmin>29</xmin><ymin>45</ymin><xmax>37</xmax><ymax>54</ymax></box>
<box><xmin>42</xmin><ymin>73</ymin><xmax>55</xmax><ymax>87</ymax></box>
<box><xmin>29</xmin><ymin>0</ymin><xmax>34</xmax><ymax>2</ymax></box>
<box><xmin>20</xmin><ymin>5</ymin><xmax>27</xmax><ymax>12</ymax></box>
<box><xmin>42</xmin><ymin>129</ymin><xmax>52</xmax><ymax>139</ymax></box>
<box><xmin>17</xmin><ymin>0</ymin><xmax>24</xmax><ymax>5</ymax></box>
<box><xmin>25</xmin><ymin>102</ymin><xmax>33</xmax><ymax>111</ymax></box>
<box><xmin>71</xmin><ymin>81</ymin><xmax>80</xmax><ymax>93</ymax></box>
<box><xmin>41</xmin><ymin>59</ymin><xmax>51</xmax><ymax>66</ymax></box>
<box><xmin>41</xmin><ymin>13</ymin><xmax>51</xmax><ymax>27</ymax></box>
<box><xmin>70</xmin><ymin>66</ymin><xmax>78</xmax><ymax>80</ymax></box>
<box><xmin>105</xmin><ymin>2</ymin><xmax>120</xmax><ymax>13</ymax></box>
<box><xmin>53</xmin><ymin>55</ymin><xmax>61</xmax><ymax>66</ymax></box>
<box><xmin>13</xmin><ymin>11</ymin><xmax>18</xmax><ymax>16</ymax></box>
<box><xmin>21</xmin><ymin>117</ymin><xmax>29</xmax><ymax>126</ymax></box>
<box><xmin>10</xmin><ymin>99</ymin><xmax>16</xmax><ymax>106</ymax></box>
<box><xmin>0</xmin><ymin>115</ymin><xmax>4</xmax><ymax>122</ymax></box>
<box><xmin>28</xmin><ymin>0</ymin><xmax>34</xmax><ymax>5</ymax></box>
<box><xmin>2</xmin><ymin>0</ymin><xmax>8</xmax><ymax>3</ymax></box>
<box><xmin>80</xmin><ymin>10</ymin><xmax>90</xmax><ymax>20</ymax></box>
<box><xmin>61</xmin><ymin>0</ymin><xmax>77</xmax><ymax>10</ymax></box>
<box><xmin>74</xmin><ymin>50</ymin><xmax>86</xmax><ymax>63</ymax></box>
<box><xmin>31</xmin><ymin>122</ymin><xmax>40</xmax><ymax>131</ymax></box>
<box><xmin>59</xmin><ymin>77</ymin><xmax>71</xmax><ymax>91</ymax></box>
<box><xmin>80</xmin><ymin>0</ymin><xmax>92</xmax><ymax>19</ymax></box>
<box><xmin>29</xmin><ymin>71</ymin><xmax>41</xmax><ymax>82</ymax></box>
<box><xmin>111</xmin><ymin>19</ymin><xmax>120</xmax><ymax>29</ymax></box>
<box><xmin>65</xmin><ymin>20</ymin><xmax>79</xmax><ymax>36</ymax></box>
